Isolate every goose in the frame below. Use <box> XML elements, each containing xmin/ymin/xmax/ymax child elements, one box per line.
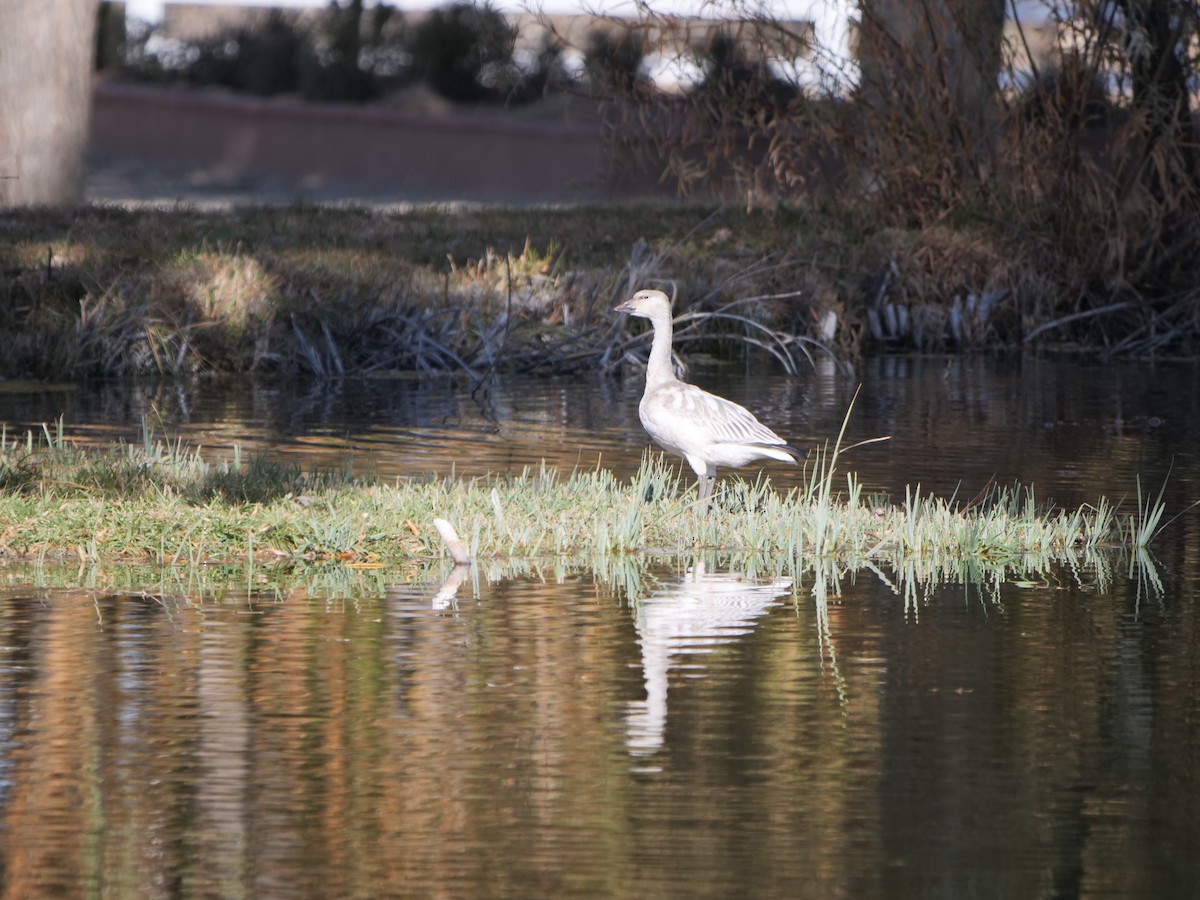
<box><xmin>615</xmin><ymin>289</ymin><xmax>801</xmax><ymax>502</ymax></box>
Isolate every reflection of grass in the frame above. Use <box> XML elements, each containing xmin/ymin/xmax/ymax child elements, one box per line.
<box><xmin>0</xmin><ymin>424</ymin><xmax>1175</xmax><ymax>580</ymax></box>
<box><xmin>0</xmin><ymin>543</ymin><xmax>1160</xmax><ymax>625</ymax></box>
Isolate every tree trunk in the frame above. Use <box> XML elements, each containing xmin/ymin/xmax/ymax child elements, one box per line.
<box><xmin>857</xmin><ymin>0</ymin><xmax>1007</xmax><ymax>156</ymax></box>
<box><xmin>0</xmin><ymin>0</ymin><xmax>99</xmax><ymax>207</ymax></box>
<box><xmin>1113</xmin><ymin>0</ymin><xmax>1197</xmax><ymax>201</ymax></box>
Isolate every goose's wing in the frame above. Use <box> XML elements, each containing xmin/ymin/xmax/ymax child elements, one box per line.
<box><xmin>644</xmin><ymin>382</ymin><xmax>788</xmax><ymax>447</ymax></box>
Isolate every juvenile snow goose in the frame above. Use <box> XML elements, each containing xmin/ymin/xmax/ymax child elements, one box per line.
<box><xmin>615</xmin><ymin>289</ymin><xmax>801</xmax><ymax>502</ymax></box>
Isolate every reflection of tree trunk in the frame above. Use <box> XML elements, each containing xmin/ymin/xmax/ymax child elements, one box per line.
<box><xmin>196</xmin><ymin>615</ymin><xmax>253</xmax><ymax>893</ymax></box>
<box><xmin>0</xmin><ymin>0</ymin><xmax>98</xmax><ymax>206</ymax></box>
<box><xmin>3</xmin><ymin>598</ymin><xmax>102</xmax><ymax>896</ymax></box>
<box><xmin>857</xmin><ymin>0</ymin><xmax>1006</xmax><ymax>163</ymax></box>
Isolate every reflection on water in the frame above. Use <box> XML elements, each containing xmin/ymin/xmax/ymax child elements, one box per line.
<box><xmin>625</xmin><ymin>562</ymin><xmax>792</xmax><ymax>758</ymax></box>
<box><xmin>1</xmin><ymin>357</ymin><xmax>1199</xmax><ymax>895</ymax></box>
<box><xmin>431</xmin><ymin>561</ymin><xmax>472</xmax><ymax>609</ymax></box>
<box><xmin>2</xmin><ymin>358</ymin><xmax>1198</xmax><ymax>514</ymax></box>
<box><xmin>0</xmin><ymin>556</ymin><xmax>1196</xmax><ymax>897</ymax></box>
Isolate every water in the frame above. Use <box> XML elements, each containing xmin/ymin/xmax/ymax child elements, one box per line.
<box><xmin>0</xmin><ymin>357</ymin><xmax>1198</xmax><ymax>897</ymax></box>
<box><xmin>2</xmin><ymin>356</ymin><xmax>1196</xmax><ymax>508</ymax></box>
<box><xmin>0</xmin><ymin>561</ymin><xmax>1195</xmax><ymax>897</ymax></box>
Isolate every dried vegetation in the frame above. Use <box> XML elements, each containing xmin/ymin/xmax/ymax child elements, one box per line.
<box><xmin>0</xmin><ymin>202</ymin><xmax>864</xmax><ymax>380</ymax></box>
<box><xmin>595</xmin><ymin>0</ymin><xmax>1200</xmax><ymax>356</ymax></box>
<box><xmin>45</xmin><ymin>2</ymin><xmax>1200</xmax><ymax>376</ymax></box>
<box><xmin>0</xmin><ymin>191</ymin><xmax>1169</xmax><ymax>387</ymax></box>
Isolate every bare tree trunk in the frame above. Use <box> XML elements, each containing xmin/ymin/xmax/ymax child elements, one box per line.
<box><xmin>857</xmin><ymin>0</ymin><xmax>1007</xmax><ymax>157</ymax></box>
<box><xmin>1112</xmin><ymin>0</ymin><xmax>1197</xmax><ymax>201</ymax></box>
<box><xmin>0</xmin><ymin>0</ymin><xmax>99</xmax><ymax>207</ymax></box>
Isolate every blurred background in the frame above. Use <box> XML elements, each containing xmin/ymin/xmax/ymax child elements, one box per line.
<box><xmin>86</xmin><ymin>0</ymin><xmax>908</xmax><ymax>205</ymax></box>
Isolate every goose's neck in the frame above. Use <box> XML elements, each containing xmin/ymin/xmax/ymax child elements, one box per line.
<box><xmin>644</xmin><ymin>308</ymin><xmax>677</xmax><ymax>390</ymax></box>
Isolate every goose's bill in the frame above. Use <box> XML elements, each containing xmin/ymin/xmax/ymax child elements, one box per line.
<box><xmin>614</xmin><ymin>300</ymin><xmax>637</xmax><ymax>314</ymax></box>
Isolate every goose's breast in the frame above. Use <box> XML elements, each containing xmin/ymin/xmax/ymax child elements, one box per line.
<box><xmin>639</xmin><ymin>385</ymin><xmax>718</xmax><ymax>456</ymax></box>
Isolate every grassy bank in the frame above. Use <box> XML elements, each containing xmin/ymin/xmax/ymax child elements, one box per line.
<box><xmin>3</xmin><ymin>200</ymin><xmax>1188</xmax><ymax>383</ymax></box>
<box><xmin>0</xmin><ymin>424</ymin><xmax>1167</xmax><ymax>582</ymax></box>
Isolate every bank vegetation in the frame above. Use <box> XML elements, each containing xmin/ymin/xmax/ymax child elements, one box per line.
<box><xmin>4</xmin><ymin>1</ymin><xmax>1199</xmax><ymax>377</ymax></box>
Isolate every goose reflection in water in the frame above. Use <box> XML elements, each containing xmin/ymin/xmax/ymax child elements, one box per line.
<box><xmin>626</xmin><ymin>562</ymin><xmax>792</xmax><ymax>756</ymax></box>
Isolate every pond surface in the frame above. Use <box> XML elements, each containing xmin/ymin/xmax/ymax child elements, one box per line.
<box><xmin>0</xmin><ymin>357</ymin><xmax>1198</xmax><ymax>897</ymax></box>
<box><xmin>3</xmin><ymin>356</ymin><xmax>1197</xmax><ymax>509</ymax></box>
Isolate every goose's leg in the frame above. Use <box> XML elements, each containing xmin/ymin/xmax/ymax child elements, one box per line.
<box><xmin>697</xmin><ymin>464</ymin><xmax>717</xmax><ymax>506</ymax></box>
<box><xmin>688</xmin><ymin>457</ymin><xmax>717</xmax><ymax>506</ymax></box>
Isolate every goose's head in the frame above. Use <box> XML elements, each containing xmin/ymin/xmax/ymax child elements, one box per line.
<box><xmin>615</xmin><ymin>289</ymin><xmax>671</xmax><ymax>319</ymax></box>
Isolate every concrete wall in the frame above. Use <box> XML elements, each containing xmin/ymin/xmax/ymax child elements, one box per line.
<box><xmin>90</xmin><ymin>80</ymin><xmax>614</xmax><ymax>203</ymax></box>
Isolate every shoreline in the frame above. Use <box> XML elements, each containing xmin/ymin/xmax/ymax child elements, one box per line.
<box><xmin>5</xmin><ymin>202</ymin><xmax>1195</xmax><ymax>386</ymax></box>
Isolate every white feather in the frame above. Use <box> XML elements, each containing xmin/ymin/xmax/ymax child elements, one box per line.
<box><xmin>615</xmin><ymin>289</ymin><xmax>800</xmax><ymax>501</ymax></box>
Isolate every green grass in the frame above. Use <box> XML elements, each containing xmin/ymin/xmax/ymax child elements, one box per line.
<box><xmin>0</xmin><ymin>424</ymin><xmax>1169</xmax><ymax>582</ymax></box>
